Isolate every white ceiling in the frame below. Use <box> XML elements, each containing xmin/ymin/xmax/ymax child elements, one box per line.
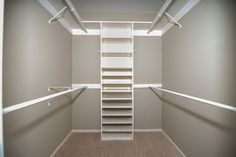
<box><xmin>71</xmin><ymin>0</ymin><xmax>166</xmax><ymax>14</ymax></box>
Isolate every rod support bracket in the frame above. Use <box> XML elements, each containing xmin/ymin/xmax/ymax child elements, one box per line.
<box><xmin>48</xmin><ymin>6</ymin><xmax>67</xmax><ymax>24</ymax></box>
<box><xmin>165</xmin><ymin>12</ymin><xmax>182</xmax><ymax>28</ymax></box>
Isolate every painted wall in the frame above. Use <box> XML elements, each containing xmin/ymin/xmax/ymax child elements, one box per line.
<box><xmin>72</xmin><ymin>36</ymin><xmax>162</xmax><ymax>130</ymax></box>
<box><xmin>3</xmin><ymin>0</ymin><xmax>72</xmax><ymax>157</ymax></box>
<box><xmin>162</xmin><ymin>0</ymin><xmax>236</xmax><ymax>156</ymax></box>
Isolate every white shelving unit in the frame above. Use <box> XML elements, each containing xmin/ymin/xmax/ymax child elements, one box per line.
<box><xmin>101</xmin><ymin>22</ymin><xmax>134</xmax><ymax>140</ymax></box>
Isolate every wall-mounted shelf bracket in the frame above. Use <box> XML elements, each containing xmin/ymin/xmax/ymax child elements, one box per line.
<box><xmin>164</xmin><ymin>12</ymin><xmax>182</xmax><ymax>28</ymax></box>
<box><xmin>48</xmin><ymin>86</ymin><xmax>71</xmax><ymax>92</ymax></box>
<box><xmin>47</xmin><ymin>86</ymin><xmax>71</xmax><ymax>105</ymax></box>
<box><xmin>48</xmin><ymin>6</ymin><xmax>67</xmax><ymax>24</ymax></box>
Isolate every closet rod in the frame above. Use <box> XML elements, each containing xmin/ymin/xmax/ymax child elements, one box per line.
<box><xmin>147</xmin><ymin>0</ymin><xmax>173</xmax><ymax>34</ymax></box>
<box><xmin>64</xmin><ymin>0</ymin><xmax>87</xmax><ymax>33</ymax></box>
<box><xmin>150</xmin><ymin>87</ymin><xmax>236</xmax><ymax>112</ymax></box>
<box><xmin>3</xmin><ymin>86</ymin><xmax>87</xmax><ymax>114</ymax></box>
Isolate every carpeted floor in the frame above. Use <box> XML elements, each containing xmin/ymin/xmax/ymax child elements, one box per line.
<box><xmin>53</xmin><ymin>132</ymin><xmax>184</xmax><ymax>157</ymax></box>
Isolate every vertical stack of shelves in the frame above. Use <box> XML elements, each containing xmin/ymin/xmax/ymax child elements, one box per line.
<box><xmin>100</xmin><ymin>22</ymin><xmax>134</xmax><ymax>140</ymax></box>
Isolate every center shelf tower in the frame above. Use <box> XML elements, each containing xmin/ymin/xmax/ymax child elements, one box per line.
<box><xmin>100</xmin><ymin>22</ymin><xmax>134</xmax><ymax>140</ymax></box>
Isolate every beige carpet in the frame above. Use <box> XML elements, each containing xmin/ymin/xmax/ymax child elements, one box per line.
<box><xmin>53</xmin><ymin>132</ymin><xmax>184</xmax><ymax>157</ymax></box>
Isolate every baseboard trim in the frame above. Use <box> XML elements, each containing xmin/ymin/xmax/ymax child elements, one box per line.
<box><xmin>134</xmin><ymin>129</ymin><xmax>162</xmax><ymax>132</ymax></box>
<box><xmin>50</xmin><ymin>131</ymin><xmax>72</xmax><ymax>157</ymax></box>
<box><xmin>72</xmin><ymin>129</ymin><xmax>100</xmax><ymax>133</ymax></box>
<box><xmin>161</xmin><ymin>130</ymin><xmax>186</xmax><ymax>157</ymax></box>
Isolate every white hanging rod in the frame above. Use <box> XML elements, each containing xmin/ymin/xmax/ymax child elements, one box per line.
<box><xmin>48</xmin><ymin>6</ymin><xmax>67</xmax><ymax>24</ymax></box>
<box><xmin>3</xmin><ymin>86</ymin><xmax>87</xmax><ymax>114</ymax></box>
<box><xmin>147</xmin><ymin>0</ymin><xmax>173</xmax><ymax>34</ymax></box>
<box><xmin>150</xmin><ymin>87</ymin><xmax>236</xmax><ymax>112</ymax></box>
<box><xmin>164</xmin><ymin>12</ymin><xmax>182</xmax><ymax>28</ymax></box>
<box><xmin>64</xmin><ymin>0</ymin><xmax>87</xmax><ymax>33</ymax></box>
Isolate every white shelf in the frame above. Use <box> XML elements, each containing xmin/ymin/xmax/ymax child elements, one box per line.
<box><xmin>102</xmin><ymin>79</ymin><xmax>132</xmax><ymax>84</ymax></box>
<box><xmin>102</xmin><ymin>102</ymin><xmax>132</xmax><ymax>106</ymax></box>
<box><xmin>102</xmin><ymin>98</ymin><xmax>132</xmax><ymax>101</ymax></box>
<box><xmin>102</xmin><ymin>106</ymin><xmax>132</xmax><ymax>109</ymax></box>
<box><xmin>102</xmin><ymin>114</ymin><xmax>132</xmax><ymax>117</ymax></box>
<box><xmin>102</xmin><ymin>57</ymin><xmax>133</xmax><ymax>69</ymax></box>
<box><xmin>103</xmin><ymin>117</ymin><xmax>132</xmax><ymax>124</ymax></box>
<box><xmin>103</xmin><ymin>87</ymin><xmax>132</xmax><ymax>90</ymax></box>
<box><xmin>102</xmin><ymin>44</ymin><xmax>133</xmax><ymax>53</ymax></box>
<box><xmin>102</xmin><ymin>121</ymin><xmax>132</xmax><ymax>125</ymax></box>
<box><xmin>101</xmin><ymin>132</ymin><xmax>132</xmax><ymax>140</ymax></box>
<box><xmin>102</xmin><ymin>125</ymin><xmax>132</xmax><ymax>132</ymax></box>
<box><xmin>102</xmin><ymin>67</ymin><xmax>132</xmax><ymax>70</ymax></box>
<box><xmin>102</xmin><ymin>71</ymin><xmax>132</xmax><ymax>76</ymax></box>
<box><xmin>102</xmin><ymin>90</ymin><xmax>132</xmax><ymax>93</ymax></box>
<box><xmin>101</xmin><ymin>29</ymin><xmax>132</xmax><ymax>39</ymax></box>
<box><xmin>102</xmin><ymin>109</ymin><xmax>132</xmax><ymax>116</ymax></box>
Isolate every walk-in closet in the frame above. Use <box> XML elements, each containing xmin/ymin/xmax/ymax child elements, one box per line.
<box><xmin>0</xmin><ymin>0</ymin><xmax>236</xmax><ymax>157</ymax></box>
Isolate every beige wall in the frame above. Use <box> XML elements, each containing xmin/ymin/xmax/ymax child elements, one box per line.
<box><xmin>72</xmin><ymin>36</ymin><xmax>162</xmax><ymax>130</ymax></box>
<box><xmin>3</xmin><ymin>0</ymin><xmax>72</xmax><ymax>157</ymax></box>
<box><xmin>162</xmin><ymin>0</ymin><xmax>236</xmax><ymax>156</ymax></box>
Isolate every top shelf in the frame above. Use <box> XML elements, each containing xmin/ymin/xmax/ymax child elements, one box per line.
<box><xmin>102</xmin><ymin>22</ymin><xmax>133</xmax><ymax>39</ymax></box>
<box><xmin>101</xmin><ymin>29</ymin><xmax>132</xmax><ymax>39</ymax></box>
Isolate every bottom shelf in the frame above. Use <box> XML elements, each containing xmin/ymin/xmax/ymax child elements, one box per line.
<box><xmin>101</xmin><ymin>132</ymin><xmax>133</xmax><ymax>140</ymax></box>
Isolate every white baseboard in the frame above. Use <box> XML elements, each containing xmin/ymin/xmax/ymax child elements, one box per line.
<box><xmin>51</xmin><ymin>129</ymin><xmax>185</xmax><ymax>157</ymax></box>
<box><xmin>134</xmin><ymin>129</ymin><xmax>162</xmax><ymax>132</ymax></box>
<box><xmin>50</xmin><ymin>131</ymin><xmax>72</xmax><ymax>157</ymax></box>
<box><xmin>161</xmin><ymin>130</ymin><xmax>186</xmax><ymax>157</ymax></box>
<box><xmin>72</xmin><ymin>129</ymin><xmax>100</xmax><ymax>133</ymax></box>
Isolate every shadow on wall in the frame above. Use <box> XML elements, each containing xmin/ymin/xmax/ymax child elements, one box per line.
<box><xmin>4</xmin><ymin>89</ymin><xmax>85</xmax><ymax>138</ymax></box>
<box><xmin>4</xmin><ymin>101</ymin><xmax>71</xmax><ymax>138</ymax></box>
<box><xmin>150</xmin><ymin>87</ymin><xmax>236</xmax><ymax>133</ymax></box>
<box><xmin>162</xmin><ymin>98</ymin><xmax>236</xmax><ymax>134</ymax></box>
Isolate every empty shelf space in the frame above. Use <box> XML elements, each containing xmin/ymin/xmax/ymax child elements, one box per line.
<box><xmin>102</xmin><ymin>67</ymin><xmax>132</xmax><ymax>70</ymax></box>
<box><xmin>101</xmin><ymin>132</ymin><xmax>133</xmax><ymax>140</ymax></box>
<box><xmin>101</xmin><ymin>44</ymin><xmax>133</xmax><ymax>53</ymax></box>
<box><xmin>102</xmin><ymin>106</ymin><xmax>132</xmax><ymax>109</ymax></box>
<box><xmin>102</xmin><ymin>117</ymin><xmax>132</xmax><ymax>124</ymax></box>
<box><xmin>102</xmin><ymin>76</ymin><xmax>132</xmax><ymax>80</ymax></box>
<box><xmin>102</xmin><ymin>109</ymin><xmax>132</xmax><ymax>116</ymax></box>
<box><xmin>102</xmin><ymin>36</ymin><xmax>132</xmax><ymax>39</ymax></box>
<box><xmin>101</xmin><ymin>29</ymin><xmax>132</xmax><ymax>39</ymax></box>
<box><xmin>102</xmin><ymin>53</ymin><xmax>132</xmax><ymax>58</ymax></box>
<box><xmin>102</xmin><ymin>90</ymin><xmax>132</xmax><ymax>93</ymax></box>
<box><xmin>102</xmin><ymin>99</ymin><xmax>132</xmax><ymax>103</ymax></box>
<box><xmin>102</xmin><ymin>79</ymin><xmax>132</xmax><ymax>84</ymax></box>
<box><xmin>102</xmin><ymin>93</ymin><xmax>132</xmax><ymax>98</ymax></box>
<box><xmin>102</xmin><ymin>38</ymin><xmax>132</xmax><ymax>45</ymax></box>
<box><xmin>102</xmin><ymin>102</ymin><xmax>132</xmax><ymax>105</ymax></box>
<box><xmin>102</xmin><ymin>124</ymin><xmax>132</xmax><ymax>132</ymax></box>
<box><xmin>103</xmin><ymin>86</ymin><xmax>132</xmax><ymax>90</ymax></box>
<box><xmin>102</xmin><ymin>23</ymin><xmax>132</xmax><ymax>29</ymax></box>
<box><xmin>101</xmin><ymin>57</ymin><xmax>133</xmax><ymax>69</ymax></box>
<box><xmin>102</xmin><ymin>98</ymin><xmax>132</xmax><ymax>101</ymax></box>
<box><xmin>102</xmin><ymin>71</ymin><xmax>132</xmax><ymax>76</ymax></box>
